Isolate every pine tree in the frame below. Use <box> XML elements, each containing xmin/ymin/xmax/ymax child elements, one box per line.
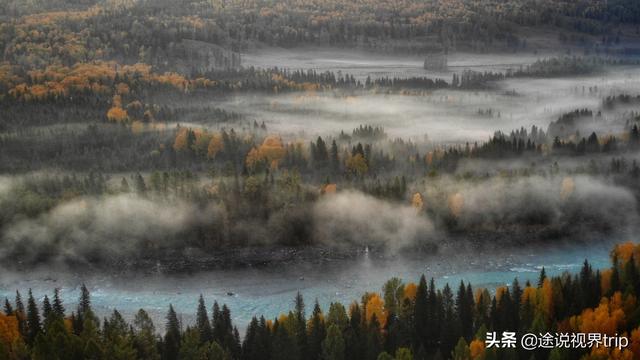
<box><xmin>15</xmin><ymin>290</ymin><xmax>26</xmax><ymax>337</ymax></box>
<box><xmin>78</xmin><ymin>284</ymin><xmax>91</xmax><ymax>318</ymax></box>
<box><xmin>456</xmin><ymin>281</ymin><xmax>473</xmax><ymax>341</ymax></box>
<box><xmin>538</xmin><ymin>267</ymin><xmax>547</xmax><ymax>287</ymax></box>
<box><xmin>451</xmin><ymin>338</ymin><xmax>470</xmax><ymax>360</ymax></box>
<box><xmin>134</xmin><ymin>173</ymin><xmax>147</xmax><ymax>193</ymax></box>
<box><xmin>330</xmin><ymin>140</ymin><xmax>340</xmax><ymax>174</ymax></box>
<box><xmin>322</xmin><ymin>325</ymin><xmax>345</xmax><ymax>360</ymax></box>
<box><xmin>294</xmin><ymin>292</ymin><xmax>308</xmax><ymax>360</ymax></box>
<box><xmin>178</xmin><ymin>327</ymin><xmax>201</xmax><ymax>360</ymax></box>
<box><xmin>242</xmin><ymin>317</ymin><xmax>259</xmax><ymax>360</ymax></box>
<box><xmin>26</xmin><ymin>289</ymin><xmax>42</xmax><ymax>345</ymax></box>
<box><xmin>624</xmin><ymin>255</ymin><xmax>639</xmax><ymax>295</ymax></box>
<box><xmin>164</xmin><ymin>305</ymin><xmax>181</xmax><ymax>360</ymax></box>
<box><xmin>133</xmin><ymin>309</ymin><xmax>160</xmax><ymax>360</ymax></box>
<box><xmin>439</xmin><ymin>284</ymin><xmax>457</xmax><ymax>356</ymax></box>
<box><xmin>3</xmin><ymin>298</ymin><xmax>13</xmax><ymax>315</ymax></box>
<box><xmin>212</xmin><ymin>302</ymin><xmax>222</xmax><ymax>345</ymax></box>
<box><xmin>104</xmin><ymin>310</ymin><xmax>136</xmax><ymax>360</ymax></box>
<box><xmin>196</xmin><ymin>295</ymin><xmax>213</xmax><ymax>344</ymax></box>
<box><xmin>308</xmin><ymin>300</ymin><xmax>326</xmax><ymax>360</ymax></box>
<box><xmin>425</xmin><ymin>278</ymin><xmax>438</xmax><ymax>350</ymax></box>
<box><xmin>366</xmin><ymin>315</ymin><xmax>382</xmax><ymax>360</ymax></box>
<box><xmin>52</xmin><ymin>288</ymin><xmax>65</xmax><ymax>318</ymax></box>
<box><xmin>42</xmin><ymin>295</ymin><xmax>52</xmax><ymax>326</ymax></box>
<box><xmin>272</xmin><ymin>320</ymin><xmax>297</xmax><ymax>360</ymax></box>
<box><xmin>413</xmin><ymin>275</ymin><xmax>428</xmax><ymax>350</ymax></box>
<box><xmin>75</xmin><ymin>284</ymin><xmax>95</xmax><ymax>334</ymax></box>
<box><xmin>315</xmin><ymin>137</ymin><xmax>329</xmax><ymax>168</ymax></box>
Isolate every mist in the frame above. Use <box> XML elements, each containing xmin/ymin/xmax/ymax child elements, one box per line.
<box><xmin>313</xmin><ymin>191</ymin><xmax>437</xmax><ymax>250</ymax></box>
<box><xmin>1</xmin><ymin>193</ymin><xmax>222</xmax><ymax>266</ymax></box>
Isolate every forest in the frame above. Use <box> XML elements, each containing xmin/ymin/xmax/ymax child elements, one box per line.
<box><xmin>0</xmin><ymin>1</ymin><xmax>640</xmax><ymax>268</ymax></box>
<box><xmin>2</xmin><ymin>0</ymin><xmax>640</xmax><ymax>359</ymax></box>
<box><xmin>1</xmin><ymin>242</ymin><xmax>640</xmax><ymax>360</ymax></box>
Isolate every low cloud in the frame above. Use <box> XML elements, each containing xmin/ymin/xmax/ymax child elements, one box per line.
<box><xmin>1</xmin><ymin>194</ymin><xmax>221</xmax><ymax>265</ymax></box>
<box><xmin>313</xmin><ymin>191</ymin><xmax>437</xmax><ymax>251</ymax></box>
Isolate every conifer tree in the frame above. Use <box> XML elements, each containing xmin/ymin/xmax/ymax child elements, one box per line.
<box><xmin>164</xmin><ymin>305</ymin><xmax>181</xmax><ymax>360</ymax></box>
<box><xmin>26</xmin><ymin>289</ymin><xmax>41</xmax><ymax>345</ymax></box>
<box><xmin>196</xmin><ymin>294</ymin><xmax>213</xmax><ymax>344</ymax></box>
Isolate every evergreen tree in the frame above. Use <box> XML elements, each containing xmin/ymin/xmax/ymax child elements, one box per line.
<box><xmin>104</xmin><ymin>309</ymin><xmax>137</xmax><ymax>360</ymax></box>
<box><xmin>41</xmin><ymin>295</ymin><xmax>52</xmax><ymax>326</ymax></box>
<box><xmin>456</xmin><ymin>281</ymin><xmax>473</xmax><ymax>341</ymax></box>
<box><xmin>242</xmin><ymin>317</ymin><xmax>260</xmax><ymax>360</ymax></box>
<box><xmin>164</xmin><ymin>305</ymin><xmax>181</xmax><ymax>360</ymax></box>
<box><xmin>330</xmin><ymin>140</ymin><xmax>340</xmax><ymax>174</ymax></box>
<box><xmin>322</xmin><ymin>325</ymin><xmax>345</xmax><ymax>360</ymax></box>
<box><xmin>624</xmin><ymin>255</ymin><xmax>639</xmax><ymax>295</ymax></box>
<box><xmin>294</xmin><ymin>292</ymin><xmax>308</xmax><ymax>360</ymax></box>
<box><xmin>450</xmin><ymin>338</ymin><xmax>470</xmax><ymax>360</ymax></box>
<box><xmin>178</xmin><ymin>327</ymin><xmax>203</xmax><ymax>360</ymax></box>
<box><xmin>308</xmin><ymin>300</ymin><xmax>326</xmax><ymax>360</ymax></box>
<box><xmin>365</xmin><ymin>315</ymin><xmax>382</xmax><ymax>360</ymax></box>
<box><xmin>52</xmin><ymin>288</ymin><xmax>65</xmax><ymax>318</ymax></box>
<box><xmin>315</xmin><ymin>137</ymin><xmax>329</xmax><ymax>168</ymax></box>
<box><xmin>326</xmin><ymin>303</ymin><xmax>348</xmax><ymax>331</ymax></box>
<box><xmin>395</xmin><ymin>348</ymin><xmax>413</xmax><ymax>360</ymax></box>
<box><xmin>538</xmin><ymin>267</ymin><xmax>547</xmax><ymax>287</ymax></box>
<box><xmin>75</xmin><ymin>284</ymin><xmax>96</xmax><ymax>335</ymax></box>
<box><xmin>206</xmin><ymin>341</ymin><xmax>229</xmax><ymax>360</ymax></box>
<box><xmin>611</xmin><ymin>255</ymin><xmax>621</xmax><ymax>295</ymax></box>
<box><xmin>413</xmin><ymin>275</ymin><xmax>428</xmax><ymax>350</ymax></box>
<box><xmin>15</xmin><ymin>290</ymin><xmax>27</xmax><ymax>337</ymax></box>
<box><xmin>196</xmin><ymin>294</ymin><xmax>213</xmax><ymax>344</ymax></box>
<box><xmin>439</xmin><ymin>284</ymin><xmax>457</xmax><ymax>356</ymax></box>
<box><xmin>135</xmin><ymin>173</ymin><xmax>147</xmax><ymax>193</ymax></box>
<box><xmin>272</xmin><ymin>320</ymin><xmax>297</xmax><ymax>360</ymax></box>
<box><xmin>425</xmin><ymin>278</ymin><xmax>438</xmax><ymax>350</ymax></box>
<box><xmin>3</xmin><ymin>298</ymin><xmax>13</xmax><ymax>315</ymax></box>
<box><xmin>346</xmin><ymin>303</ymin><xmax>365</xmax><ymax>360</ymax></box>
<box><xmin>133</xmin><ymin>309</ymin><xmax>160</xmax><ymax>360</ymax></box>
<box><xmin>26</xmin><ymin>289</ymin><xmax>42</xmax><ymax>345</ymax></box>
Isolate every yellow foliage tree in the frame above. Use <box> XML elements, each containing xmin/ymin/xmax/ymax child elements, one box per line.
<box><xmin>245</xmin><ymin>147</ymin><xmax>263</xmax><ymax>170</ymax></box>
<box><xmin>115</xmin><ymin>82</ymin><xmax>130</xmax><ymax>96</ymax></box>
<box><xmin>560</xmin><ymin>177</ymin><xmax>575</xmax><ymax>200</ymax></box>
<box><xmin>448</xmin><ymin>193</ymin><xmax>464</xmax><ymax>217</ymax></box>
<box><xmin>538</xmin><ymin>279</ymin><xmax>554</xmax><ymax>324</ymax></box>
<box><xmin>469</xmin><ymin>339</ymin><xmax>485</xmax><ymax>360</ymax></box>
<box><xmin>404</xmin><ymin>283</ymin><xmax>417</xmax><ymax>302</ymax></box>
<box><xmin>0</xmin><ymin>313</ymin><xmax>22</xmax><ymax>357</ymax></box>
<box><xmin>107</xmin><ymin>106</ymin><xmax>128</xmax><ymax>123</ymax></box>
<box><xmin>258</xmin><ymin>136</ymin><xmax>286</xmax><ymax>168</ymax></box>
<box><xmin>321</xmin><ymin>183</ymin><xmax>337</xmax><ymax>195</ymax></box>
<box><xmin>207</xmin><ymin>133</ymin><xmax>224</xmax><ymax>159</ymax></box>
<box><xmin>173</xmin><ymin>127</ymin><xmax>195</xmax><ymax>152</ymax></box>
<box><xmin>365</xmin><ymin>293</ymin><xmax>387</xmax><ymax>329</ymax></box>
<box><xmin>572</xmin><ymin>293</ymin><xmax>626</xmax><ymax>335</ymax></box>
<box><xmin>613</xmin><ymin>242</ymin><xmax>640</xmax><ymax>265</ymax></box>
<box><xmin>346</xmin><ymin>153</ymin><xmax>368</xmax><ymax>176</ymax></box>
<box><xmin>412</xmin><ymin>192</ymin><xmax>424</xmax><ymax>212</ymax></box>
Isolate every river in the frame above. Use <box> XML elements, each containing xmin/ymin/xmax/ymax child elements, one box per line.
<box><xmin>0</xmin><ymin>240</ymin><xmax>618</xmax><ymax>333</ymax></box>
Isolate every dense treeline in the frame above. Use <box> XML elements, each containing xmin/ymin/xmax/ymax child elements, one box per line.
<box><xmin>3</xmin><ymin>117</ymin><xmax>640</xmax><ymax>265</ymax></box>
<box><xmin>1</xmin><ymin>0</ymin><xmax>637</xmax><ymax>60</ymax></box>
<box><xmin>0</xmin><ymin>56</ymin><xmax>621</xmax><ymax>130</ymax></box>
<box><xmin>1</xmin><ymin>242</ymin><xmax>640</xmax><ymax>359</ymax></box>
